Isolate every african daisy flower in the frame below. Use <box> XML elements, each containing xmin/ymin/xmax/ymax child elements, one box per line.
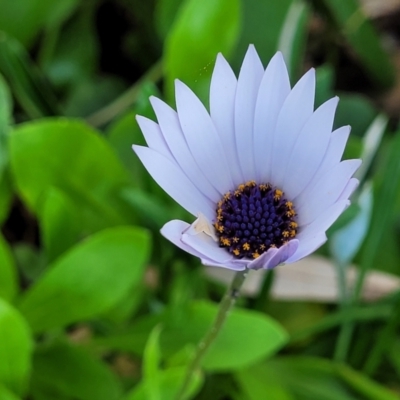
<box><xmin>133</xmin><ymin>45</ymin><xmax>361</xmax><ymax>271</ymax></box>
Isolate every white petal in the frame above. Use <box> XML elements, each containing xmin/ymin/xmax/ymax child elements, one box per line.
<box><xmin>296</xmin><ymin>159</ymin><xmax>361</xmax><ymax>226</ymax></box>
<box><xmin>133</xmin><ymin>146</ymin><xmax>215</xmax><ymax>218</ymax></box>
<box><xmin>210</xmin><ymin>53</ymin><xmax>244</xmax><ymax>185</ymax></box>
<box><xmin>270</xmin><ymin>69</ymin><xmax>315</xmax><ymax>188</ymax></box>
<box><xmin>248</xmin><ymin>239</ymin><xmax>299</xmax><ymax>270</ymax></box>
<box><xmin>136</xmin><ymin>116</ymin><xmax>172</xmax><ymax>160</ymax></box>
<box><xmin>150</xmin><ymin>96</ymin><xmax>220</xmax><ymax>202</ymax></box>
<box><xmin>286</xmin><ymin>233</ymin><xmax>327</xmax><ymax>263</ymax></box>
<box><xmin>161</xmin><ymin>219</ymin><xmax>210</xmax><ymax>259</ymax></box>
<box><xmin>305</xmin><ymin>126</ymin><xmax>351</xmax><ymax>188</ymax></box>
<box><xmin>338</xmin><ymin>178</ymin><xmax>359</xmax><ymax>201</ymax></box>
<box><xmin>298</xmin><ymin>200</ymin><xmax>349</xmax><ymax>240</ymax></box>
<box><xmin>161</xmin><ymin>220</ymin><xmax>245</xmax><ymax>271</ymax></box>
<box><xmin>175</xmin><ymin>81</ymin><xmax>234</xmax><ymax>194</ymax></box>
<box><xmin>283</xmin><ymin>97</ymin><xmax>339</xmax><ymax>199</ymax></box>
<box><xmin>182</xmin><ymin>226</ymin><xmax>233</xmax><ymax>264</ymax></box>
<box><xmin>254</xmin><ymin>52</ymin><xmax>291</xmax><ymax>182</ymax></box>
<box><xmin>234</xmin><ymin>44</ymin><xmax>264</xmax><ymax>181</ymax></box>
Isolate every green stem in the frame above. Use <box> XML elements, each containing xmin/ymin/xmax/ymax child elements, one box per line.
<box><xmin>86</xmin><ymin>60</ymin><xmax>163</xmax><ymax>127</ymax></box>
<box><xmin>177</xmin><ymin>269</ymin><xmax>248</xmax><ymax>400</ymax></box>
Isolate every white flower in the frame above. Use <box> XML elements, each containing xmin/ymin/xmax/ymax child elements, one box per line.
<box><xmin>133</xmin><ymin>45</ymin><xmax>361</xmax><ymax>271</ymax></box>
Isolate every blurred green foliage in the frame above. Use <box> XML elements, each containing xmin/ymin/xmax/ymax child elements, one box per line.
<box><xmin>0</xmin><ymin>0</ymin><xmax>399</xmax><ymax>398</ymax></box>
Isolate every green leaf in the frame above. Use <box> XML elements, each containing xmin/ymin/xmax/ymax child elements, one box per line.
<box><xmin>322</xmin><ymin>0</ymin><xmax>395</xmax><ymax>88</ymax></box>
<box><xmin>330</xmin><ymin>183</ymin><xmax>373</xmax><ymax>266</ymax></box>
<box><xmin>315</xmin><ymin>65</ymin><xmax>334</xmax><ymax>108</ymax></box>
<box><xmin>18</xmin><ymin>226</ymin><xmax>151</xmax><ymax>333</ymax></box>
<box><xmin>237</xmin><ymin>357</ymin><xmax>358</xmax><ymax>400</ymax></box>
<box><xmin>143</xmin><ymin>325</ymin><xmax>163</xmax><ymax>400</ymax></box>
<box><xmin>277</xmin><ymin>0</ymin><xmax>310</xmax><ymax>80</ymax></box>
<box><xmin>0</xmin><ymin>33</ymin><xmax>59</xmax><ymax>118</ymax></box>
<box><xmin>0</xmin><ymin>298</ymin><xmax>33</xmax><ymax>396</ymax></box>
<box><xmin>154</xmin><ymin>0</ymin><xmax>185</xmax><ymax>39</ymax></box>
<box><xmin>0</xmin><ymin>384</ymin><xmax>21</xmax><ymax>400</ymax></box>
<box><xmin>163</xmin><ymin>301</ymin><xmax>288</xmax><ymax>371</ymax></box>
<box><xmin>125</xmin><ymin>367</ymin><xmax>202</xmax><ymax>400</ymax></box>
<box><xmin>335</xmin><ymin>363</ymin><xmax>398</xmax><ymax>400</ymax></box>
<box><xmin>334</xmin><ymin>94</ymin><xmax>377</xmax><ymax>138</ymax></box>
<box><xmin>164</xmin><ymin>0</ymin><xmax>240</xmax><ymax>103</ymax></box>
<box><xmin>231</xmin><ymin>0</ymin><xmax>292</xmax><ymax>70</ymax></box>
<box><xmin>355</xmin><ymin>114</ymin><xmax>387</xmax><ymax>182</ymax></box>
<box><xmin>0</xmin><ymin>74</ymin><xmax>13</xmax><ymax>224</ymax></box>
<box><xmin>39</xmin><ymin>187</ymin><xmax>82</xmax><ymax>263</ymax></box>
<box><xmin>0</xmin><ymin>0</ymin><xmax>78</xmax><ymax>47</ymax></box>
<box><xmin>0</xmin><ymin>234</ymin><xmax>17</xmax><ymax>302</ymax></box>
<box><xmin>31</xmin><ymin>341</ymin><xmax>122</xmax><ymax>400</ymax></box>
<box><xmin>9</xmin><ymin>118</ymin><xmax>134</xmax><ymax>232</ymax></box>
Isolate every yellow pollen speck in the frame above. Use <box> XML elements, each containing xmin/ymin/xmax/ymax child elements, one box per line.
<box><xmin>217</xmin><ymin>225</ymin><xmax>224</xmax><ymax>233</ymax></box>
<box><xmin>234</xmin><ymin>190</ymin><xmax>241</xmax><ymax>197</ymax></box>
<box><xmin>286</xmin><ymin>201</ymin><xmax>293</xmax><ymax>208</ymax></box>
<box><xmin>246</xmin><ymin>180</ymin><xmax>256</xmax><ymax>187</ymax></box>
<box><xmin>270</xmin><ymin>244</ymin><xmax>276</xmax><ymax>248</ymax></box>
<box><xmin>224</xmin><ymin>192</ymin><xmax>231</xmax><ymax>200</ymax></box>
<box><xmin>259</xmin><ymin>184</ymin><xmax>269</xmax><ymax>191</ymax></box>
<box><xmin>233</xmin><ymin>249</ymin><xmax>240</xmax><ymax>256</ymax></box>
<box><xmin>289</xmin><ymin>221</ymin><xmax>298</xmax><ymax>228</ymax></box>
<box><xmin>221</xmin><ymin>238</ymin><xmax>231</xmax><ymax>246</ymax></box>
<box><xmin>274</xmin><ymin>189</ymin><xmax>283</xmax><ymax>200</ymax></box>
<box><xmin>233</xmin><ymin>237</ymin><xmax>239</xmax><ymax>243</ymax></box>
<box><xmin>243</xmin><ymin>243</ymin><xmax>250</xmax><ymax>251</ymax></box>
<box><xmin>217</xmin><ymin>214</ymin><xmax>223</xmax><ymax>221</ymax></box>
<box><xmin>260</xmin><ymin>244</ymin><xmax>266</xmax><ymax>250</ymax></box>
<box><xmin>252</xmin><ymin>252</ymin><xmax>260</xmax><ymax>259</ymax></box>
<box><xmin>286</xmin><ymin>210</ymin><xmax>296</xmax><ymax>217</ymax></box>
<box><xmin>217</xmin><ymin>200</ymin><xmax>223</xmax><ymax>207</ymax></box>
<box><xmin>282</xmin><ymin>230</ymin><xmax>290</xmax><ymax>238</ymax></box>
<box><xmin>290</xmin><ymin>230</ymin><xmax>296</xmax><ymax>237</ymax></box>
<box><xmin>238</xmin><ymin>184</ymin><xmax>245</xmax><ymax>191</ymax></box>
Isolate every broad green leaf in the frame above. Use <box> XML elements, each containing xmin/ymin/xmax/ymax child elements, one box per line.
<box><xmin>0</xmin><ymin>234</ymin><xmax>17</xmax><ymax>301</ymax></box>
<box><xmin>0</xmin><ymin>384</ymin><xmax>21</xmax><ymax>400</ymax></box>
<box><xmin>323</xmin><ymin>0</ymin><xmax>395</xmax><ymax>88</ymax></box>
<box><xmin>154</xmin><ymin>0</ymin><xmax>184</xmax><ymax>38</ymax></box>
<box><xmin>163</xmin><ymin>301</ymin><xmax>287</xmax><ymax>371</ymax></box>
<box><xmin>18</xmin><ymin>226</ymin><xmax>151</xmax><ymax>332</ymax></box>
<box><xmin>31</xmin><ymin>341</ymin><xmax>121</xmax><ymax>400</ymax></box>
<box><xmin>164</xmin><ymin>0</ymin><xmax>240</xmax><ymax>103</ymax></box>
<box><xmin>0</xmin><ymin>73</ymin><xmax>12</xmax><ymax>137</ymax></box>
<box><xmin>0</xmin><ymin>298</ymin><xmax>33</xmax><ymax>396</ymax></box>
<box><xmin>10</xmin><ymin>118</ymin><xmax>135</xmax><ymax>232</ymax></box>
<box><xmin>39</xmin><ymin>187</ymin><xmax>82</xmax><ymax>263</ymax></box>
<box><xmin>0</xmin><ymin>34</ymin><xmax>59</xmax><ymax>118</ymax></box>
<box><xmin>277</xmin><ymin>0</ymin><xmax>310</xmax><ymax>80</ymax></box>
<box><xmin>236</xmin><ymin>367</ymin><xmax>294</xmax><ymax>400</ymax></box>
<box><xmin>125</xmin><ymin>367</ymin><xmax>202</xmax><ymax>400</ymax></box>
<box><xmin>231</xmin><ymin>0</ymin><xmax>292</xmax><ymax>70</ymax></box>
<box><xmin>94</xmin><ymin>300</ymin><xmax>287</xmax><ymax>372</ymax></box>
<box><xmin>0</xmin><ymin>0</ymin><xmax>78</xmax><ymax>47</ymax></box>
<box><xmin>330</xmin><ymin>183</ymin><xmax>373</xmax><ymax>266</ymax></box>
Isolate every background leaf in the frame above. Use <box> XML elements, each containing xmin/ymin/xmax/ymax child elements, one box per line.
<box><xmin>18</xmin><ymin>226</ymin><xmax>151</xmax><ymax>332</ymax></box>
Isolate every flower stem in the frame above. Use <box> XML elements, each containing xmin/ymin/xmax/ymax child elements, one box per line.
<box><xmin>177</xmin><ymin>269</ymin><xmax>248</xmax><ymax>400</ymax></box>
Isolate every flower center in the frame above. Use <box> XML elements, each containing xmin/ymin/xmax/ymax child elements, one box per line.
<box><xmin>214</xmin><ymin>181</ymin><xmax>297</xmax><ymax>259</ymax></box>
